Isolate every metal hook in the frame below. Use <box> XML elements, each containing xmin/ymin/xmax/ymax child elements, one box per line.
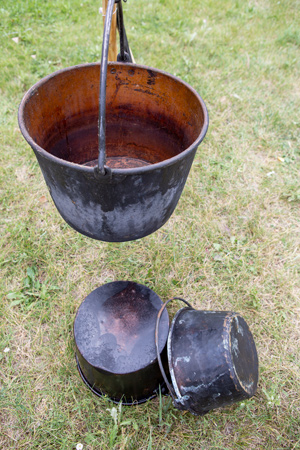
<box><xmin>116</xmin><ymin>0</ymin><xmax>133</xmax><ymax>62</ymax></box>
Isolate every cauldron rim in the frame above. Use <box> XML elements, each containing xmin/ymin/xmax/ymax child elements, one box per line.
<box><xmin>18</xmin><ymin>61</ymin><xmax>209</xmax><ymax>176</ymax></box>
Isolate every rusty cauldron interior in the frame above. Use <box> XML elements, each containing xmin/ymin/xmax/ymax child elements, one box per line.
<box><xmin>18</xmin><ymin>62</ymin><xmax>208</xmax><ymax>242</ymax></box>
<box><xmin>156</xmin><ymin>298</ymin><xmax>259</xmax><ymax>416</ymax></box>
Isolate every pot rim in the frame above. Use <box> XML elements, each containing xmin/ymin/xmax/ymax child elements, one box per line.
<box><xmin>18</xmin><ymin>62</ymin><xmax>209</xmax><ymax>176</ymax></box>
<box><xmin>75</xmin><ymin>353</ymin><xmax>167</xmax><ymax>405</ymax></box>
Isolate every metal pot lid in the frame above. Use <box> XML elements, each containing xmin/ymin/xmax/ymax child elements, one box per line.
<box><xmin>74</xmin><ymin>281</ymin><xmax>169</xmax><ymax>375</ymax></box>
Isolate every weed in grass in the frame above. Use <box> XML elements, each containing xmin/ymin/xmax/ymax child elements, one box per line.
<box><xmin>6</xmin><ymin>265</ymin><xmax>59</xmax><ymax>310</ymax></box>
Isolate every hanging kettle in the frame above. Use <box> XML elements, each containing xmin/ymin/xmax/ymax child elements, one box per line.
<box><xmin>18</xmin><ymin>0</ymin><xmax>208</xmax><ymax>242</ymax></box>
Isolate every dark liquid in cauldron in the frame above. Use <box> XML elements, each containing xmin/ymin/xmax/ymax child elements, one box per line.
<box><xmin>48</xmin><ymin>115</ymin><xmax>187</xmax><ymax>169</ymax></box>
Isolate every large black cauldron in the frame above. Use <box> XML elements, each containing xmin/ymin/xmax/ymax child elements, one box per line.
<box><xmin>18</xmin><ymin>62</ymin><xmax>208</xmax><ymax>241</ymax></box>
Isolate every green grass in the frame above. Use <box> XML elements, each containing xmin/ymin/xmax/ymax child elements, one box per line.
<box><xmin>1</xmin><ymin>0</ymin><xmax>300</xmax><ymax>448</ymax></box>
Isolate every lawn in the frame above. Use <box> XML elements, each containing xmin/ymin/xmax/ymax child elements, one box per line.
<box><xmin>0</xmin><ymin>0</ymin><xmax>299</xmax><ymax>449</ymax></box>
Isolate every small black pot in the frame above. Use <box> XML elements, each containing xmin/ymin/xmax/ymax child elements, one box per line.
<box><xmin>74</xmin><ymin>281</ymin><xmax>169</xmax><ymax>404</ymax></box>
<box><xmin>156</xmin><ymin>298</ymin><xmax>259</xmax><ymax>415</ymax></box>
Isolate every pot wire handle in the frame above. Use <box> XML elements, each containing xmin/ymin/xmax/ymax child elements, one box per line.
<box><xmin>98</xmin><ymin>0</ymin><xmax>132</xmax><ymax>176</ymax></box>
<box><xmin>98</xmin><ymin>0</ymin><xmax>116</xmax><ymax>175</ymax></box>
<box><xmin>155</xmin><ymin>297</ymin><xmax>194</xmax><ymax>410</ymax></box>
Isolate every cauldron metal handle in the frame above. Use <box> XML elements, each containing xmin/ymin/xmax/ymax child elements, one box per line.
<box><xmin>155</xmin><ymin>297</ymin><xmax>194</xmax><ymax>411</ymax></box>
<box><xmin>97</xmin><ymin>0</ymin><xmax>132</xmax><ymax>176</ymax></box>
